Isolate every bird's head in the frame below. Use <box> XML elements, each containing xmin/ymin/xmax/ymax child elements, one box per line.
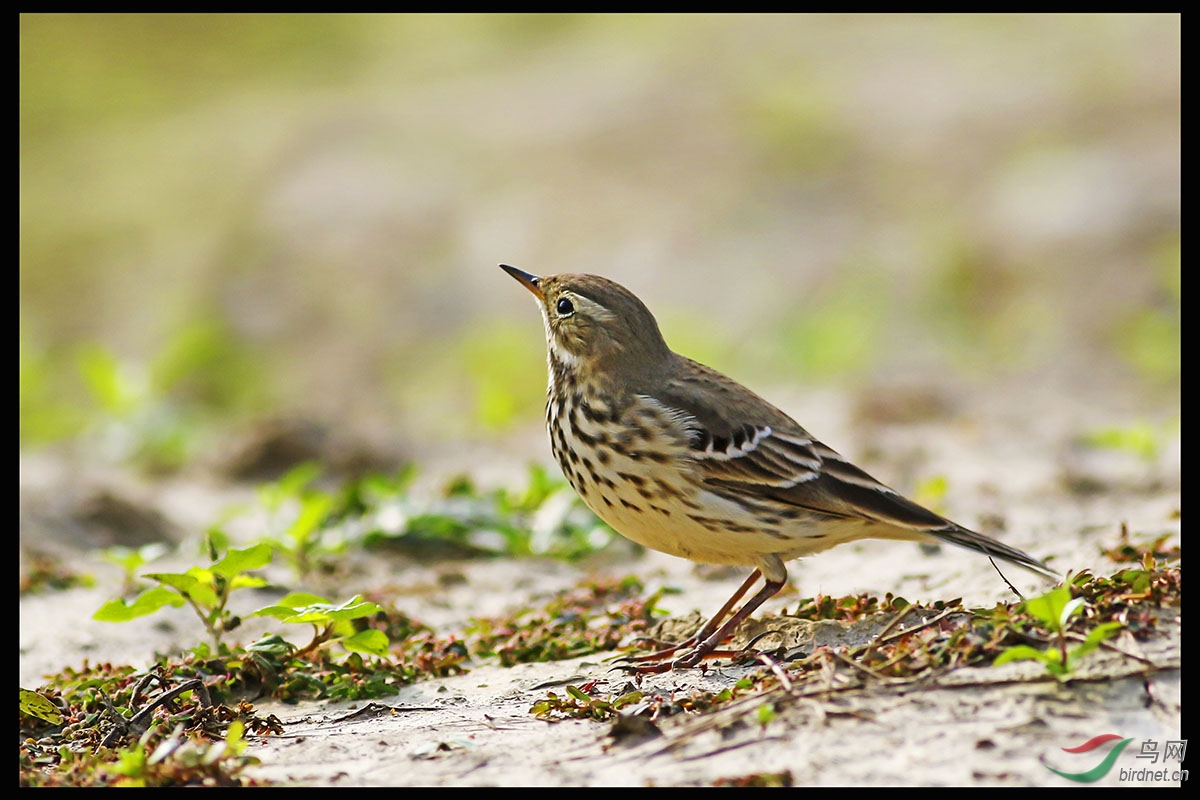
<box><xmin>501</xmin><ymin>265</ymin><xmax>670</xmax><ymax>381</ymax></box>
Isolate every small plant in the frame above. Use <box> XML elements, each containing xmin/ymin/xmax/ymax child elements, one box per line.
<box><xmin>789</xmin><ymin>591</ymin><xmax>916</xmax><ymax>622</ymax></box>
<box><xmin>530</xmin><ymin>674</ymin><xmax>761</xmax><ymax>722</ymax></box>
<box><xmin>713</xmin><ymin>770</ymin><xmax>794</xmax><ymax>788</ymax></box>
<box><xmin>360</xmin><ymin>464</ymin><xmax>615</xmax><ymax>562</ymax></box>
<box><xmin>71</xmin><ymin>342</ymin><xmax>194</xmax><ymax>472</ymax></box>
<box><xmin>99</xmin><ymin>543</ymin><xmax>172</xmax><ymax>595</ymax></box>
<box><xmin>1099</xmin><ymin>525</ymin><xmax>1180</xmax><ymax>564</ymax></box>
<box><xmin>529</xmin><ymin>683</ymin><xmax>645</xmax><ymax>721</ymax></box>
<box><xmin>20</xmin><ymin>662</ymin><xmax>282</xmax><ymax>788</ymax></box>
<box><xmin>466</xmin><ymin>575</ymin><xmax>661</xmax><ymax>666</ymax></box>
<box><xmin>21</xmin><ymin>323</ymin><xmax>266</xmax><ymax>469</ymax></box>
<box><xmin>254</xmin><ymin>463</ymin><xmax>345</xmax><ymax>581</ymax></box>
<box><xmin>94</xmin><ymin>540</ymin><xmax>272</xmax><ymax>647</ymax></box>
<box><xmin>19</xmin><ymin>553</ymin><xmax>95</xmax><ymax>595</ymax></box>
<box><xmin>992</xmin><ymin>585</ymin><xmax>1122</xmax><ymax>678</ymax></box>
<box><xmin>251</xmin><ymin>593</ymin><xmax>387</xmax><ymax>659</ymax></box>
<box><xmin>102</xmin><ymin>720</ymin><xmax>259</xmax><ymax>787</ymax></box>
<box><xmin>755</xmin><ymin>701</ymin><xmax>777</xmax><ymax>727</ymax></box>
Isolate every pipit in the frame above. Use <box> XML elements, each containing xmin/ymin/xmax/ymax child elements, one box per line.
<box><xmin>501</xmin><ymin>264</ymin><xmax>1055</xmax><ymax>673</ymax></box>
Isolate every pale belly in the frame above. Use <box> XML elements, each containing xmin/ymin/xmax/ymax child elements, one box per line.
<box><xmin>582</xmin><ymin>486</ymin><xmax>782</xmax><ymax>567</ymax></box>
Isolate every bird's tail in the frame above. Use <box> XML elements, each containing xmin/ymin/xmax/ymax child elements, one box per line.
<box><xmin>931</xmin><ymin>525</ymin><xmax>1059</xmax><ymax>581</ymax></box>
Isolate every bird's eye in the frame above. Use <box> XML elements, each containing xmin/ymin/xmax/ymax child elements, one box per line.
<box><xmin>556</xmin><ymin>297</ymin><xmax>575</xmax><ymax>316</ymax></box>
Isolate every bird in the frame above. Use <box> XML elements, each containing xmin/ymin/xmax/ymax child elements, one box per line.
<box><xmin>500</xmin><ymin>264</ymin><xmax>1056</xmax><ymax>673</ymax></box>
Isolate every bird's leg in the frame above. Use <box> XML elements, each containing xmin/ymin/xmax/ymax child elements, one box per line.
<box><xmin>617</xmin><ymin>571</ymin><xmax>786</xmax><ymax>674</ymax></box>
<box><xmin>670</xmin><ymin>576</ymin><xmax>785</xmax><ymax>669</ymax></box>
<box><xmin>619</xmin><ymin>570</ymin><xmax>762</xmax><ymax>664</ymax></box>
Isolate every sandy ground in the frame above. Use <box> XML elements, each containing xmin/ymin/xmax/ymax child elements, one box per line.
<box><xmin>19</xmin><ymin>380</ymin><xmax>1181</xmax><ymax>786</ymax></box>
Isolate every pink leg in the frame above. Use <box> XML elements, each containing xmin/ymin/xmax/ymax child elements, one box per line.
<box><xmin>621</xmin><ymin>570</ymin><xmax>787</xmax><ymax>673</ymax></box>
<box><xmin>621</xmin><ymin>570</ymin><xmax>761</xmax><ymax>663</ymax></box>
<box><xmin>672</xmin><ymin>576</ymin><xmax>785</xmax><ymax>669</ymax></box>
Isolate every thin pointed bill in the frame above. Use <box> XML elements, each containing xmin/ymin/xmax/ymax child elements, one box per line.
<box><xmin>500</xmin><ymin>264</ymin><xmax>544</xmax><ymax>300</ymax></box>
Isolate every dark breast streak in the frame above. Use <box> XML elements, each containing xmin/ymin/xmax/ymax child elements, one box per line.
<box><xmin>546</xmin><ymin>352</ymin><xmax>588</xmax><ymax>499</ymax></box>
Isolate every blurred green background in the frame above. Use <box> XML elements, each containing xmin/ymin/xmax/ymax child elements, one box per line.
<box><xmin>20</xmin><ymin>14</ymin><xmax>1179</xmax><ymax>470</ymax></box>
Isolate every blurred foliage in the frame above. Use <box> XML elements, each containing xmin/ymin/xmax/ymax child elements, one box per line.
<box><xmin>921</xmin><ymin>232</ymin><xmax>1036</xmax><ymax>371</ymax></box>
<box><xmin>19</xmin><ymin>319</ymin><xmax>270</xmax><ymax>468</ymax></box>
<box><xmin>99</xmin><ymin>543</ymin><xmax>172</xmax><ymax>596</ymax></box>
<box><xmin>455</xmin><ymin>320</ymin><xmax>547</xmax><ymax>430</ymax></box>
<box><xmin>774</xmin><ymin>270</ymin><xmax>886</xmax><ymax>380</ymax></box>
<box><xmin>1081</xmin><ymin>419</ymin><xmax>1176</xmax><ymax>461</ymax></box>
<box><xmin>205</xmin><ymin>461</ymin><xmax>617</xmax><ymax>581</ymax></box>
<box><xmin>20</xmin><ymin>15</ymin><xmax>366</xmax><ymax>133</ymax></box>
<box><xmin>19</xmin><ymin>14</ymin><xmax>1180</xmax><ymax>464</ymax></box>
<box><xmin>912</xmin><ymin>474</ymin><xmax>950</xmax><ymax>514</ymax></box>
<box><xmin>1112</xmin><ymin>237</ymin><xmax>1180</xmax><ymax>384</ymax></box>
<box><xmin>739</xmin><ymin>75</ymin><xmax>852</xmax><ymax>178</ymax></box>
<box><xmin>358</xmin><ymin>464</ymin><xmax>616</xmax><ymax>562</ymax></box>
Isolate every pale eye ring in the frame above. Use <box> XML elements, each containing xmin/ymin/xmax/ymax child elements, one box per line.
<box><xmin>555</xmin><ymin>297</ymin><xmax>575</xmax><ymax>316</ymax></box>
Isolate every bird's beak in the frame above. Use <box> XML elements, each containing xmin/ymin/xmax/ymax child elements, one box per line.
<box><xmin>500</xmin><ymin>264</ymin><xmax>544</xmax><ymax>300</ymax></box>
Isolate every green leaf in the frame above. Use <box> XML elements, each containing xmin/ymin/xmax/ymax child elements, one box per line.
<box><xmin>274</xmin><ymin>609</ymin><xmax>333</xmax><ymax>624</ymax></box>
<box><xmin>1021</xmin><ymin>587</ymin><xmax>1074</xmax><ymax>633</ymax></box>
<box><xmin>993</xmin><ymin>644</ymin><xmax>1053</xmax><ymax>667</ymax></box>
<box><xmin>229</xmin><ymin>574</ymin><xmax>269</xmax><ymax>591</ymax></box>
<box><xmin>146</xmin><ymin>571</ymin><xmax>219</xmax><ymax>608</ymax></box>
<box><xmin>341</xmin><ymin>629</ymin><xmax>390</xmax><ymax>656</ymax></box>
<box><xmin>247</xmin><ymin>633</ymin><xmax>295</xmax><ymax>654</ymax></box>
<box><xmin>277</xmin><ymin>462</ymin><xmax>323</xmax><ymax>498</ymax></box>
<box><xmin>322</xmin><ymin>597</ymin><xmax>383</xmax><ymax>623</ymax></box>
<box><xmin>1072</xmin><ymin>622</ymin><xmax>1124</xmax><ymax>659</ymax></box>
<box><xmin>211</xmin><ymin>543</ymin><xmax>272</xmax><ymax>578</ymax></box>
<box><xmin>224</xmin><ymin>719</ymin><xmax>247</xmax><ymax>753</ymax></box>
<box><xmin>273</xmin><ymin>591</ymin><xmax>331</xmax><ymax>608</ymax></box>
<box><xmin>144</xmin><ymin>571</ymin><xmax>201</xmax><ymax>592</ymax></box>
<box><xmin>251</xmin><ymin>605</ymin><xmax>311</xmax><ymax>622</ymax></box>
<box><xmin>205</xmin><ymin>528</ymin><xmax>229</xmax><ymax>559</ymax></box>
<box><xmin>288</xmin><ymin>494</ymin><xmax>334</xmax><ymax>544</ymax></box>
<box><xmin>94</xmin><ymin>586</ymin><xmax>186</xmax><ymax>621</ymax></box>
<box><xmin>252</xmin><ymin>595</ymin><xmax>379</xmax><ymax>625</ymax></box>
<box><xmin>258</xmin><ymin>462</ymin><xmax>323</xmax><ymax>511</ymax></box>
<box><xmin>1119</xmin><ymin>569</ymin><xmax>1152</xmax><ymax>593</ymax></box>
<box><xmin>76</xmin><ymin>344</ymin><xmax>142</xmax><ymax>414</ymax></box>
<box><xmin>100</xmin><ymin>543</ymin><xmax>171</xmax><ymax>573</ymax></box>
<box><xmin>20</xmin><ymin>688</ymin><xmax>64</xmax><ymax>724</ymax></box>
<box><xmin>1058</xmin><ymin>597</ymin><xmax>1085</xmax><ymax>629</ymax></box>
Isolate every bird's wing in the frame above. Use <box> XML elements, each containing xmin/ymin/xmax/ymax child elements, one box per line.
<box><xmin>691</xmin><ymin>418</ymin><xmax>952</xmax><ymax>531</ymax></box>
<box><xmin>652</xmin><ymin>366</ymin><xmax>946</xmax><ymax>530</ymax></box>
<box><xmin>650</xmin><ymin>365</ymin><xmax>1055</xmax><ymax>578</ymax></box>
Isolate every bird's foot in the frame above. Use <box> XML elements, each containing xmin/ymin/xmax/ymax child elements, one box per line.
<box><xmin>608</xmin><ymin>630</ymin><xmax>785</xmax><ymax>674</ymax></box>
